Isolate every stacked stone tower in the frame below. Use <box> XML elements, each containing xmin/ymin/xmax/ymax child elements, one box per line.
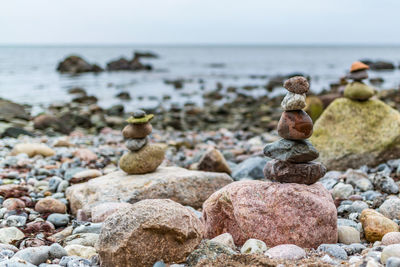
<box><xmin>263</xmin><ymin>76</ymin><xmax>326</xmax><ymax>184</ymax></box>
<box><xmin>344</xmin><ymin>61</ymin><xmax>375</xmax><ymax>101</ymax></box>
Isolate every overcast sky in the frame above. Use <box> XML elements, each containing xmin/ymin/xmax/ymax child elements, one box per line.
<box><xmin>0</xmin><ymin>0</ymin><xmax>399</xmax><ymax>45</ymax></box>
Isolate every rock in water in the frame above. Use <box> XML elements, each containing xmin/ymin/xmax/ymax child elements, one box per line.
<box><xmin>344</xmin><ymin>82</ymin><xmax>374</xmax><ymax>101</ymax></box>
<box><xmin>311</xmin><ymin>98</ymin><xmax>400</xmax><ymax>170</ymax></box>
<box><xmin>97</xmin><ymin>199</ymin><xmax>203</xmax><ymax>267</ymax></box>
<box><xmin>281</xmin><ymin>92</ymin><xmax>306</xmax><ymax>111</ymax></box>
<box><xmin>119</xmin><ymin>144</ymin><xmax>165</xmax><ymax>174</ymax></box>
<box><xmin>277</xmin><ymin>110</ymin><xmax>313</xmax><ymax>140</ymax></box>
<box><xmin>263</xmin><ymin>160</ymin><xmax>326</xmax><ymax>184</ymax></box>
<box><xmin>263</xmin><ymin>139</ymin><xmax>319</xmax><ymax>163</ymax></box>
<box><xmin>66</xmin><ymin>166</ymin><xmax>233</xmax><ymax>214</ymax></box>
<box><xmin>202</xmin><ymin>180</ymin><xmax>337</xmax><ymax>248</ymax></box>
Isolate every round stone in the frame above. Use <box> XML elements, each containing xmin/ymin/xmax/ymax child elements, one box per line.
<box><xmin>281</xmin><ymin>92</ymin><xmax>306</xmax><ymax>111</ymax></box>
<box><xmin>337</xmin><ymin>225</ymin><xmax>361</xmax><ymax>245</ymax></box>
<box><xmin>283</xmin><ymin>76</ymin><xmax>309</xmax><ymax>94</ymax></box>
<box><xmin>266</xmin><ymin>244</ymin><xmax>306</xmax><ymax>260</ymax></box>
<box><xmin>277</xmin><ymin>110</ymin><xmax>313</xmax><ymax>140</ymax></box>
<box><xmin>263</xmin><ymin>139</ymin><xmax>319</xmax><ymax>163</ymax></box>
<box><xmin>125</xmin><ymin>137</ymin><xmax>148</xmax><ymax>152</ymax></box>
<box><xmin>360</xmin><ymin>209</ymin><xmax>399</xmax><ymax>242</ymax></box>
<box><xmin>344</xmin><ymin>82</ymin><xmax>374</xmax><ymax>101</ymax></box>
<box><xmin>132</xmin><ymin>109</ymin><xmax>146</xmax><ymax>118</ymax></box>
<box><xmin>381</xmin><ymin>244</ymin><xmax>400</xmax><ymax>264</ymax></box>
<box><xmin>119</xmin><ymin>144</ymin><xmax>165</xmax><ymax>174</ymax></box>
<box><xmin>382</xmin><ymin>232</ymin><xmax>400</xmax><ymax>246</ymax></box>
<box><xmin>348</xmin><ymin>69</ymin><xmax>368</xmax><ymax>81</ymax></box>
<box><xmin>263</xmin><ymin>160</ymin><xmax>326</xmax><ymax>184</ymax></box>
<box><xmin>122</xmin><ymin>122</ymin><xmax>152</xmax><ymax>139</ymax></box>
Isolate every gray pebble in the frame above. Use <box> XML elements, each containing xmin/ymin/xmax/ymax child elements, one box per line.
<box><xmin>72</xmin><ymin>223</ymin><xmax>102</xmax><ymax>235</ymax></box>
<box><xmin>387</xmin><ymin>257</ymin><xmax>400</xmax><ymax>267</ymax></box>
<box><xmin>13</xmin><ymin>246</ymin><xmax>50</xmax><ymax>265</ymax></box>
<box><xmin>49</xmin><ymin>243</ymin><xmax>67</xmax><ymax>260</ymax></box>
<box><xmin>4</xmin><ymin>215</ymin><xmax>27</xmax><ymax>227</ymax></box>
<box><xmin>49</xmin><ymin>177</ymin><xmax>63</xmax><ymax>192</ymax></box>
<box><xmin>47</xmin><ymin>214</ymin><xmax>69</xmax><ymax>227</ymax></box>
<box><xmin>317</xmin><ymin>244</ymin><xmax>348</xmax><ymax>260</ymax></box>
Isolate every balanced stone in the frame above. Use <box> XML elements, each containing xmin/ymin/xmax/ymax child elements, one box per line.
<box><xmin>264</xmin><ymin>159</ymin><xmax>326</xmax><ymax>184</ymax></box>
<box><xmin>283</xmin><ymin>76</ymin><xmax>309</xmax><ymax>94</ymax></box>
<box><xmin>122</xmin><ymin>122</ymin><xmax>152</xmax><ymax>139</ymax></box>
<box><xmin>263</xmin><ymin>139</ymin><xmax>318</xmax><ymax>163</ymax></box>
<box><xmin>119</xmin><ymin>144</ymin><xmax>165</xmax><ymax>174</ymax></box>
<box><xmin>348</xmin><ymin>69</ymin><xmax>368</xmax><ymax>81</ymax></box>
<box><xmin>277</xmin><ymin>110</ymin><xmax>313</xmax><ymax>140</ymax></box>
<box><xmin>132</xmin><ymin>109</ymin><xmax>146</xmax><ymax>118</ymax></box>
<box><xmin>281</xmin><ymin>92</ymin><xmax>306</xmax><ymax>111</ymax></box>
<box><xmin>344</xmin><ymin>82</ymin><xmax>374</xmax><ymax>101</ymax></box>
<box><xmin>350</xmin><ymin>61</ymin><xmax>369</xmax><ymax>73</ymax></box>
<box><xmin>125</xmin><ymin>137</ymin><xmax>148</xmax><ymax>152</ymax></box>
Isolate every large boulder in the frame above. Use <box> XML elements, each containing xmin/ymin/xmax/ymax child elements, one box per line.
<box><xmin>203</xmin><ymin>180</ymin><xmax>337</xmax><ymax>248</ymax></box>
<box><xmin>97</xmin><ymin>199</ymin><xmax>203</xmax><ymax>267</ymax></box>
<box><xmin>311</xmin><ymin>98</ymin><xmax>400</xmax><ymax>170</ymax></box>
<box><xmin>66</xmin><ymin>166</ymin><xmax>233</xmax><ymax>214</ymax></box>
<box><xmin>57</xmin><ymin>55</ymin><xmax>103</xmax><ymax>74</ymax></box>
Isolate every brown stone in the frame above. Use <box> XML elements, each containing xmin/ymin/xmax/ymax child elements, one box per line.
<box><xmin>90</xmin><ymin>202</ymin><xmax>132</xmax><ymax>223</ymax></box>
<box><xmin>70</xmin><ymin>169</ymin><xmax>102</xmax><ymax>184</ymax></box>
<box><xmin>198</xmin><ymin>148</ymin><xmax>231</xmax><ymax>174</ymax></box>
<box><xmin>119</xmin><ymin>144</ymin><xmax>165</xmax><ymax>174</ymax></box>
<box><xmin>203</xmin><ymin>180</ymin><xmax>337</xmax><ymax>248</ymax></box>
<box><xmin>263</xmin><ymin>160</ymin><xmax>326</xmax><ymax>184</ymax></box>
<box><xmin>277</xmin><ymin>110</ymin><xmax>313</xmax><ymax>140</ymax></box>
<box><xmin>2</xmin><ymin>198</ymin><xmax>26</xmax><ymax>210</ymax></box>
<box><xmin>74</xmin><ymin>148</ymin><xmax>97</xmax><ymax>162</ymax></box>
<box><xmin>0</xmin><ymin>185</ymin><xmax>28</xmax><ymax>198</ymax></box>
<box><xmin>350</xmin><ymin>61</ymin><xmax>369</xmax><ymax>73</ymax></box>
<box><xmin>360</xmin><ymin>209</ymin><xmax>399</xmax><ymax>242</ymax></box>
<box><xmin>97</xmin><ymin>199</ymin><xmax>204</xmax><ymax>267</ymax></box>
<box><xmin>122</xmin><ymin>122</ymin><xmax>152</xmax><ymax>139</ymax></box>
<box><xmin>35</xmin><ymin>198</ymin><xmax>67</xmax><ymax>214</ymax></box>
<box><xmin>283</xmin><ymin>76</ymin><xmax>309</xmax><ymax>94</ymax></box>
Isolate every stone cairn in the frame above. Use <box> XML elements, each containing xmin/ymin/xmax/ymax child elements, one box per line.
<box><xmin>263</xmin><ymin>76</ymin><xmax>326</xmax><ymax>184</ymax></box>
<box><xmin>119</xmin><ymin>109</ymin><xmax>165</xmax><ymax>174</ymax></box>
<box><xmin>344</xmin><ymin>61</ymin><xmax>375</xmax><ymax>101</ymax></box>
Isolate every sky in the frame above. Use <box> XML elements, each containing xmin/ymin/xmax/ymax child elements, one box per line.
<box><xmin>0</xmin><ymin>0</ymin><xmax>399</xmax><ymax>45</ymax></box>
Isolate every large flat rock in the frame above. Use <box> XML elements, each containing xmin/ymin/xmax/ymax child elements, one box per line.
<box><xmin>66</xmin><ymin>166</ymin><xmax>233</xmax><ymax>214</ymax></box>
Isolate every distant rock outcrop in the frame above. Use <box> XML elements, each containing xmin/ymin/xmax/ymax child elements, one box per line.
<box><xmin>57</xmin><ymin>55</ymin><xmax>103</xmax><ymax>74</ymax></box>
<box><xmin>106</xmin><ymin>53</ymin><xmax>152</xmax><ymax>71</ymax></box>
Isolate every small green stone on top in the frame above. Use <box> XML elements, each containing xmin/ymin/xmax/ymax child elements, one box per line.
<box><xmin>126</xmin><ymin>114</ymin><xmax>154</xmax><ymax>124</ymax></box>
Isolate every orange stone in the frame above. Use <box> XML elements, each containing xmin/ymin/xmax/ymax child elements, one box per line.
<box><xmin>350</xmin><ymin>61</ymin><xmax>369</xmax><ymax>73</ymax></box>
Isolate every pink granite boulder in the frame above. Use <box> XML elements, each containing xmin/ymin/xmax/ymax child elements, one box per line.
<box><xmin>202</xmin><ymin>180</ymin><xmax>337</xmax><ymax>248</ymax></box>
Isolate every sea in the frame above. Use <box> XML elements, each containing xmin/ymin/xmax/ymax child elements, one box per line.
<box><xmin>0</xmin><ymin>45</ymin><xmax>399</xmax><ymax>114</ymax></box>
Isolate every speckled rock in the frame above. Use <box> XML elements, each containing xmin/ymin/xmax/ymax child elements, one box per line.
<box><xmin>125</xmin><ymin>137</ymin><xmax>148</xmax><ymax>151</ymax></box>
<box><xmin>263</xmin><ymin>160</ymin><xmax>326</xmax><ymax>184</ymax></box>
<box><xmin>198</xmin><ymin>148</ymin><xmax>231</xmax><ymax>174</ymax></box>
<box><xmin>311</xmin><ymin>98</ymin><xmax>400</xmax><ymax>170</ymax></box>
<box><xmin>263</xmin><ymin>139</ymin><xmax>319</xmax><ymax>163</ymax></box>
<box><xmin>67</xmin><ymin>166</ymin><xmax>232</xmax><ymax>214</ymax></box>
<box><xmin>281</xmin><ymin>92</ymin><xmax>306</xmax><ymax>111</ymax></box>
<box><xmin>332</xmin><ymin>183</ymin><xmax>354</xmax><ymax>199</ymax></box>
<box><xmin>379</xmin><ymin>198</ymin><xmax>400</xmax><ymax>220</ymax></box>
<box><xmin>283</xmin><ymin>76</ymin><xmax>309</xmax><ymax>94</ymax></box>
<box><xmin>344</xmin><ymin>82</ymin><xmax>374</xmax><ymax>101</ymax></box>
<box><xmin>277</xmin><ymin>110</ymin><xmax>313</xmax><ymax>140</ymax></box>
<box><xmin>10</xmin><ymin>143</ymin><xmax>55</xmax><ymax>157</ymax></box>
<box><xmin>240</xmin><ymin>239</ymin><xmax>267</xmax><ymax>254</ymax></box>
<box><xmin>382</xmin><ymin>232</ymin><xmax>400</xmax><ymax>245</ymax></box>
<box><xmin>122</xmin><ymin>122</ymin><xmax>152</xmax><ymax>139</ymax></box>
<box><xmin>119</xmin><ymin>144</ymin><xmax>165</xmax><ymax>174</ymax></box>
<box><xmin>266</xmin><ymin>244</ymin><xmax>306</xmax><ymax>260</ymax></box>
<box><xmin>90</xmin><ymin>202</ymin><xmax>132</xmax><ymax>223</ymax></box>
<box><xmin>203</xmin><ymin>180</ymin><xmax>337</xmax><ymax>248</ymax></box>
<box><xmin>97</xmin><ymin>199</ymin><xmax>203</xmax><ymax>267</ymax></box>
<box><xmin>360</xmin><ymin>209</ymin><xmax>399</xmax><ymax>242</ymax></box>
<box><xmin>210</xmin><ymin>233</ymin><xmax>236</xmax><ymax>250</ymax></box>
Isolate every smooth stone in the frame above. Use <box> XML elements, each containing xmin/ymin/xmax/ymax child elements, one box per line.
<box><xmin>0</xmin><ymin>257</ymin><xmax>36</xmax><ymax>267</ymax></box>
<box><xmin>387</xmin><ymin>257</ymin><xmax>400</xmax><ymax>267</ymax></box>
<box><xmin>348</xmin><ymin>69</ymin><xmax>368</xmax><ymax>81</ymax></box>
<box><xmin>132</xmin><ymin>109</ymin><xmax>146</xmax><ymax>118</ymax></box>
<box><xmin>317</xmin><ymin>244</ymin><xmax>348</xmax><ymax>260</ymax></box>
<box><xmin>119</xmin><ymin>144</ymin><xmax>165</xmax><ymax>174</ymax></box>
<box><xmin>35</xmin><ymin>198</ymin><xmax>67</xmax><ymax>214</ymax></box>
<box><xmin>122</xmin><ymin>122</ymin><xmax>152</xmax><ymax>139</ymax></box>
<box><xmin>10</xmin><ymin>143</ymin><xmax>55</xmax><ymax>158</ymax></box>
<box><xmin>240</xmin><ymin>239</ymin><xmax>267</xmax><ymax>254</ymax></box>
<box><xmin>283</xmin><ymin>76</ymin><xmax>309</xmax><ymax>94</ymax></box>
<box><xmin>67</xmin><ymin>167</ymin><xmax>232</xmax><ymax>214</ymax></box>
<box><xmin>281</xmin><ymin>92</ymin><xmax>306</xmax><ymax>111</ymax></box>
<box><xmin>344</xmin><ymin>82</ymin><xmax>374</xmax><ymax>101</ymax></box>
<box><xmin>345</xmin><ymin>169</ymin><xmax>373</xmax><ymax>192</ymax></box>
<box><xmin>231</xmin><ymin>157</ymin><xmax>269</xmax><ymax>180</ymax></box>
<box><xmin>48</xmin><ymin>177</ymin><xmax>63</xmax><ymax>192</ymax></box>
<box><xmin>203</xmin><ymin>180</ymin><xmax>337</xmax><ymax>248</ymax></box>
<box><xmin>210</xmin><ymin>233</ymin><xmax>236</xmax><ymax>250</ymax></box>
<box><xmin>277</xmin><ymin>110</ymin><xmax>313</xmax><ymax>140</ymax></box>
<box><xmin>379</xmin><ymin>198</ymin><xmax>400</xmax><ymax>220</ymax></box>
<box><xmin>70</xmin><ymin>169</ymin><xmax>102</xmax><ymax>184</ymax></box>
<box><xmin>0</xmin><ymin>227</ymin><xmax>25</xmax><ymax>244</ymax></box>
<box><xmin>47</xmin><ymin>213</ymin><xmax>69</xmax><ymax>227</ymax></box>
<box><xmin>382</xmin><ymin>244</ymin><xmax>400</xmax><ymax>264</ymax></box>
<box><xmin>382</xmin><ymin>232</ymin><xmax>400</xmax><ymax>245</ymax></box>
<box><xmin>337</xmin><ymin>219</ymin><xmax>359</xmax><ymax>230</ymax></box>
<box><xmin>13</xmin><ymin>246</ymin><xmax>50</xmax><ymax>265</ymax></box>
<box><xmin>4</xmin><ymin>215</ymin><xmax>26</xmax><ymax>227</ymax></box>
<box><xmin>332</xmin><ymin>182</ymin><xmax>354</xmax><ymax>199</ymax></box>
<box><xmin>65</xmin><ymin>245</ymin><xmax>97</xmax><ymax>259</ymax></box>
<box><xmin>266</xmin><ymin>244</ymin><xmax>306</xmax><ymax>260</ymax></box>
<box><xmin>64</xmin><ymin>233</ymin><xmax>99</xmax><ymax>247</ymax></box>
<box><xmin>3</xmin><ymin>198</ymin><xmax>26</xmax><ymax>210</ymax></box>
<box><xmin>337</xmin><ymin>226</ymin><xmax>361</xmax><ymax>244</ymax></box>
<box><xmin>263</xmin><ymin>160</ymin><xmax>326</xmax><ymax>184</ymax></box>
<box><xmin>72</xmin><ymin>223</ymin><xmax>103</xmax><ymax>235</ymax></box>
<box><xmin>48</xmin><ymin>243</ymin><xmax>67</xmax><ymax>259</ymax></box>
<box><xmin>360</xmin><ymin>209</ymin><xmax>399</xmax><ymax>242</ymax></box>
<box><xmin>344</xmin><ymin>243</ymin><xmax>366</xmax><ymax>255</ymax></box>
<box><xmin>348</xmin><ymin>201</ymin><xmax>369</xmax><ymax>214</ymax></box>
<box><xmin>98</xmin><ymin>199</ymin><xmax>203</xmax><ymax>267</ymax></box>
<box><xmin>197</xmin><ymin>148</ymin><xmax>231</xmax><ymax>174</ymax></box>
<box><xmin>263</xmin><ymin>139</ymin><xmax>318</xmax><ymax>163</ymax></box>
<box><xmin>125</xmin><ymin>137</ymin><xmax>148</xmax><ymax>152</ymax></box>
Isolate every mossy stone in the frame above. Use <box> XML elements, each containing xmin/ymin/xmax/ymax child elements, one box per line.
<box><xmin>119</xmin><ymin>143</ymin><xmax>165</xmax><ymax>174</ymax></box>
<box><xmin>126</xmin><ymin>114</ymin><xmax>154</xmax><ymax>124</ymax></box>
<box><xmin>305</xmin><ymin>96</ymin><xmax>324</xmax><ymax>122</ymax></box>
<box><xmin>310</xmin><ymin>98</ymin><xmax>400</xmax><ymax>170</ymax></box>
<box><xmin>344</xmin><ymin>82</ymin><xmax>374</xmax><ymax>101</ymax></box>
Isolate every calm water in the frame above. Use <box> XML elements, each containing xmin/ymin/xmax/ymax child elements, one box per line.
<box><xmin>0</xmin><ymin>45</ymin><xmax>399</xmax><ymax>114</ymax></box>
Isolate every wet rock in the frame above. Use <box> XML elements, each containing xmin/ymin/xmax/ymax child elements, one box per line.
<box><xmin>277</xmin><ymin>110</ymin><xmax>313</xmax><ymax>140</ymax></box>
<box><xmin>231</xmin><ymin>157</ymin><xmax>269</xmax><ymax>180</ymax></box>
<box><xmin>67</xmin><ymin>167</ymin><xmax>232</xmax><ymax>213</ymax></box>
<box><xmin>106</xmin><ymin>55</ymin><xmax>152</xmax><ymax>71</ymax></box>
<box><xmin>35</xmin><ymin>198</ymin><xmax>67</xmax><ymax>214</ymax></box>
<box><xmin>203</xmin><ymin>180</ymin><xmax>337</xmax><ymax>248</ymax></box>
<box><xmin>98</xmin><ymin>199</ymin><xmax>203</xmax><ymax>266</ymax></box>
<box><xmin>11</xmin><ymin>143</ymin><xmax>55</xmax><ymax>158</ymax></box>
<box><xmin>57</xmin><ymin>55</ymin><xmax>103</xmax><ymax>74</ymax></box>
<box><xmin>361</xmin><ymin>60</ymin><xmax>396</xmax><ymax>71</ymax></box>
<box><xmin>240</xmin><ymin>239</ymin><xmax>267</xmax><ymax>254</ymax></box>
<box><xmin>119</xmin><ymin>144</ymin><xmax>165</xmax><ymax>174</ymax></box>
<box><xmin>266</xmin><ymin>244</ymin><xmax>306</xmax><ymax>260</ymax></box>
<box><xmin>360</xmin><ymin>209</ymin><xmax>399</xmax><ymax>242</ymax></box>
<box><xmin>263</xmin><ymin>139</ymin><xmax>318</xmax><ymax>163</ymax></box>
<box><xmin>197</xmin><ymin>148</ymin><xmax>231</xmax><ymax>174</ymax></box>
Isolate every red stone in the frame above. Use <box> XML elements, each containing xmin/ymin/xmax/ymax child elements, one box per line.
<box><xmin>263</xmin><ymin>160</ymin><xmax>326</xmax><ymax>184</ymax></box>
<box><xmin>277</xmin><ymin>110</ymin><xmax>313</xmax><ymax>140</ymax></box>
<box><xmin>203</xmin><ymin>180</ymin><xmax>337</xmax><ymax>248</ymax></box>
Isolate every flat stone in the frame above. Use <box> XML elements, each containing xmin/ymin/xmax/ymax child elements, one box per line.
<box><xmin>66</xmin><ymin>166</ymin><xmax>233</xmax><ymax>214</ymax></box>
<box><xmin>119</xmin><ymin>143</ymin><xmax>165</xmax><ymax>174</ymax></box>
<box><xmin>283</xmin><ymin>76</ymin><xmax>309</xmax><ymax>94</ymax></box>
<box><xmin>281</xmin><ymin>92</ymin><xmax>306</xmax><ymax>111</ymax></box>
<box><xmin>132</xmin><ymin>109</ymin><xmax>146</xmax><ymax>118</ymax></box>
<box><xmin>10</xmin><ymin>143</ymin><xmax>55</xmax><ymax>158</ymax></box>
<box><xmin>70</xmin><ymin>169</ymin><xmax>102</xmax><ymax>184</ymax></box>
<box><xmin>263</xmin><ymin>160</ymin><xmax>326</xmax><ymax>184</ymax></box>
<box><xmin>65</xmin><ymin>245</ymin><xmax>97</xmax><ymax>259</ymax></box>
<box><xmin>266</xmin><ymin>244</ymin><xmax>306</xmax><ymax>260</ymax></box>
<box><xmin>122</xmin><ymin>122</ymin><xmax>152</xmax><ymax>139</ymax></box>
<box><xmin>344</xmin><ymin>82</ymin><xmax>374</xmax><ymax>101</ymax></box>
<box><xmin>348</xmin><ymin>69</ymin><xmax>368</xmax><ymax>81</ymax></box>
<box><xmin>125</xmin><ymin>137</ymin><xmax>147</xmax><ymax>152</ymax></box>
<box><xmin>263</xmin><ymin>139</ymin><xmax>319</xmax><ymax>163</ymax></box>
<box><xmin>277</xmin><ymin>110</ymin><xmax>313</xmax><ymax>140</ymax></box>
